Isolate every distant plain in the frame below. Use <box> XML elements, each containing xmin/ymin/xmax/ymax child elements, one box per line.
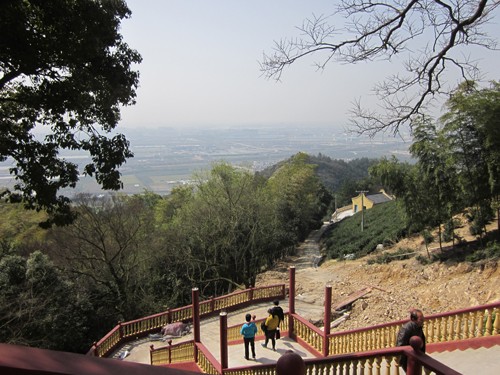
<box><xmin>1</xmin><ymin>125</ymin><xmax>412</xmax><ymax>197</ymax></box>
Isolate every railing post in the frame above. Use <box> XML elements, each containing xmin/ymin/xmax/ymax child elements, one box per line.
<box><xmin>324</xmin><ymin>285</ymin><xmax>332</xmax><ymax>357</ymax></box>
<box><xmin>192</xmin><ymin>288</ymin><xmax>201</xmax><ymax>343</ymax></box>
<box><xmin>168</xmin><ymin>339</ymin><xmax>172</xmax><ymax>364</ymax></box>
<box><xmin>249</xmin><ymin>285</ymin><xmax>253</xmax><ymax>301</ymax></box>
<box><xmin>220</xmin><ymin>311</ymin><xmax>228</xmax><ymax>370</ymax></box>
<box><xmin>93</xmin><ymin>342</ymin><xmax>99</xmax><ymax>357</ymax></box>
<box><xmin>407</xmin><ymin>336</ymin><xmax>424</xmax><ymax>375</ymax></box>
<box><xmin>210</xmin><ymin>296</ymin><xmax>215</xmax><ymax>313</ymax></box>
<box><xmin>289</xmin><ymin>266</ymin><xmax>296</xmax><ymax>338</ymax></box>
<box><xmin>167</xmin><ymin>308</ymin><xmax>171</xmax><ymax>324</ymax></box>
<box><xmin>150</xmin><ymin>345</ymin><xmax>154</xmax><ymax>365</ymax></box>
<box><xmin>118</xmin><ymin>321</ymin><xmax>123</xmax><ymax>340</ymax></box>
<box><xmin>276</xmin><ymin>350</ymin><xmax>306</xmax><ymax>375</ymax></box>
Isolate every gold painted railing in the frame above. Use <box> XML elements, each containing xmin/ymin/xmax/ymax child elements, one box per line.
<box><xmin>223</xmin><ymin>346</ymin><xmax>459</xmax><ymax>375</ymax></box>
<box><xmin>197</xmin><ymin>343</ymin><xmax>220</xmax><ymax>375</ymax></box>
<box><xmin>304</xmin><ymin>354</ymin><xmax>403</xmax><ymax>375</ymax></box>
<box><xmin>88</xmin><ymin>283</ymin><xmax>285</xmax><ymax>357</ymax></box>
<box><xmin>328</xmin><ymin>302</ymin><xmax>500</xmax><ymax>355</ymax></box>
<box><xmin>293</xmin><ymin>315</ymin><xmax>323</xmax><ymax>354</ymax></box>
<box><xmin>150</xmin><ymin>341</ymin><xmax>195</xmax><ymax>365</ymax></box>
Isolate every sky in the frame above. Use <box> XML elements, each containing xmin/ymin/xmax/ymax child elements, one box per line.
<box><xmin>118</xmin><ymin>1</ymin><xmax>500</xmax><ymax>131</ymax></box>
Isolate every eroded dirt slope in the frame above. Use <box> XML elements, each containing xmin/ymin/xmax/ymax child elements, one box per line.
<box><xmin>255</xmin><ymin>219</ymin><xmax>500</xmax><ymax>332</ymax></box>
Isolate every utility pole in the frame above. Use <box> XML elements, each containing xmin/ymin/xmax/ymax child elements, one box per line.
<box><xmin>356</xmin><ymin>190</ymin><xmax>369</xmax><ymax>232</ymax></box>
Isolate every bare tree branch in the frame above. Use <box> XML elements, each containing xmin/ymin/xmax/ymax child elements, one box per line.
<box><xmin>260</xmin><ymin>0</ymin><xmax>499</xmax><ymax>136</ymax></box>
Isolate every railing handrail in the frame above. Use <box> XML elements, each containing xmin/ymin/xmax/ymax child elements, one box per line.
<box><xmin>328</xmin><ymin>300</ymin><xmax>500</xmax><ymax>338</ymax></box>
<box><xmin>292</xmin><ymin>313</ymin><xmax>323</xmax><ymax>336</ymax></box>
<box><xmin>89</xmin><ymin>283</ymin><xmax>285</xmax><ymax>357</ymax></box>
<box><xmin>224</xmin><ymin>345</ymin><xmax>461</xmax><ymax>375</ymax></box>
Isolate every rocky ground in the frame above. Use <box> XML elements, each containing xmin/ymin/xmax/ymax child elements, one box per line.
<box><xmin>255</xmin><ymin>216</ymin><xmax>500</xmax><ymax>332</ymax></box>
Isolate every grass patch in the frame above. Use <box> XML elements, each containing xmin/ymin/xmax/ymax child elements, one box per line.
<box><xmin>321</xmin><ymin>200</ymin><xmax>408</xmax><ymax>260</ymax></box>
<box><xmin>367</xmin><ymin>248</ymin><xmax>415</xmax><ymax>265</ymax></box>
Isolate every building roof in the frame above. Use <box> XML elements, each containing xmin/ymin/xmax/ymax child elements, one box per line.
<box><xmin>366</xmin><ymin>193</ymin><xmax>393</xmax><ymax>204</ymax></box>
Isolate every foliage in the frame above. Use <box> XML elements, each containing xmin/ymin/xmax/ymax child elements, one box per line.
<box><xmin>259</xmin><ymin>154</ymin><xmax>379</xmax><ymax>194</ymax></box>
<box><xmin>321</xmin><ymin>200</ymin><xmax>407</xmax><ymax>260</ymax></box>
<box><xmin>0</xmin><ymin>251</ymin><xmax>109</xmax><ymax>353</ymax></box>
<box><xmin>48</xmin><ymin>193</ymin><xmax>156</xmax><ymax>319</ymax></box>
<box><xmin>371</xmin><ymin>82</ymin><xmax>500</xmax><ymax>247</ymax></box>
<box><xmin>0</xmin><ymin>201</ymin><xmax>48</xmax><ymax>258</ymax></box>
<box><xmin>260</xmin><ymin>0</ymin><xmax>499</xmax><ymax>136</ymax></box>
<box><xmin>0</xmin><ymin>0</ymin><xmax>142</xmax><ymax>227</ymax></box>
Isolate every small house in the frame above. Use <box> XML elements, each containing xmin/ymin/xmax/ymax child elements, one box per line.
<box><xmin>351</xmin><ymin>189</ymin><xmax>394</xmax><ymax>213</ymax></box>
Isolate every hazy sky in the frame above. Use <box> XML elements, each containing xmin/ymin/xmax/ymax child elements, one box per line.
<box><xmin>118</xmin><ymin>1</ymin><xmax>500</xmax><ymax>130</ymax></box>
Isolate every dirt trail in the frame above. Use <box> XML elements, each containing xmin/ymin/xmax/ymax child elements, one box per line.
<box><xmin>256</xmin><ymin>219</ymin><xmax>500</xmax><ymax>331</ymax></box>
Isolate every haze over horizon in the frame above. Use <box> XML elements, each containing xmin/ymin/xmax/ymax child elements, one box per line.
<box><xmin>118</xmin><ymin>1</ymin><xmax>500</xmax><ymax>131</ymax></box>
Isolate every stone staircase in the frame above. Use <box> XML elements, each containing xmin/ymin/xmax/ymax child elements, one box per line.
<box><xmin>429</xmin><ymin>345</ymin><xmax>500</xmax><ymax>375</ymax></box>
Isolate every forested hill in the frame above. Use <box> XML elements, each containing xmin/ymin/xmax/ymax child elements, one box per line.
<box><xmin>258</xmin><ymin>154</ymin><xmax>379</xmax><ymax>192</ymax></box>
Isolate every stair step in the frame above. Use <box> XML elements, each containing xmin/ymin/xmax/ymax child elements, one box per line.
<box><xmin>429</xmin><ymin>345</ymin><xmax>500</xmax><ymax>375</ymax></box>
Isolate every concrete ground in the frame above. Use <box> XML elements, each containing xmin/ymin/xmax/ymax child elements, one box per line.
<box><xmin>111</xmin><ymin>299</ymin><xmax>325</xmax><ymax>368</ymax></box>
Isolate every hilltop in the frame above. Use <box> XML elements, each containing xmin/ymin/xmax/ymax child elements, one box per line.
<box><xmin>256</xmin><ymin>218</ymin><xmax>500</xmax><ymax>332</ymax></box>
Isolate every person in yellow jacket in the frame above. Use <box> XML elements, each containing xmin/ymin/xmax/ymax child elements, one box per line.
<box><xmin>261</xmin><ymin>309</ymin><xmax>279</xmax><ymax>351</ymax></box>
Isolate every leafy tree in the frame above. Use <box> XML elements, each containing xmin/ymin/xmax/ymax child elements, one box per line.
<box><xmin>439</xmin><ymin>81</ymin><xmax>500</xmax><ymax>234</ymax></box>
<box><xmin>48</xmin><ymin>194</ymin><xmax>154</xmax><ymax>319</ymax></box>
<box><xmin>266</xmin><ymin>153</ymin><xmax>332</xmax><ymax>242</ymax></box>
<box><xmin>0</xmin><ymin>0</ymin><xmax>142</xmax><ymax>227</ymax></box>
<box><xmin>260</xmin><ymin>0</ymin><xmax>499</xmax><ymax>136</ymax></box>
<box><xmin>0</xmin><ymin>251</ymin><xmax>99</xmax><ymax>353</ymax></box>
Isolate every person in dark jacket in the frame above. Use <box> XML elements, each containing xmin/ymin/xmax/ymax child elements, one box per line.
<box><xmin>396</xmin><ymin>309</ymin><xmax>426</xmax><ymax>373</ymax></box>
<box><xmin>271</xmin><ymin>299</ymin><xmax>284</xmax><ymax>325</ymax></box>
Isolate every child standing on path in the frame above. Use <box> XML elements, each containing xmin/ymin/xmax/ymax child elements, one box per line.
<box><xmin>240</xmin><ymin>313</ymin><xmax>258</xmax><ymax>360</ymax></box>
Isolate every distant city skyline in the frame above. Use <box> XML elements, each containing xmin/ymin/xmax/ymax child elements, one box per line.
<box><xmin>118</xmin><ymin>1</ymin><xmax>500</xmax><ymax>131</ymax></box>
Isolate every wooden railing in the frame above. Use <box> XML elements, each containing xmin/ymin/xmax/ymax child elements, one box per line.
<box><xmin>327</xmin><ymin>301</ymin><xmax>500</xmax><ymax>355</ymax></box>
<box><xmin>292</xmin><ymin>315</ymin><xmax>323</xmax><ymax>355</ymax></box>
<box><xmin>87</xmin><ymin>284</ymin><xmax>285</xmax><ymax>358</ymax></box>
<box><xmin>223</xmin><ymin>344</ymin><xmax>461</xmax><ymax>375</ymax></box>
<box><xmin>150</xmin><ymin>341</ymin><xmax>195</xmax><ymax>365</ymax></box>
<box><xmin>196</xmin><ymin>343</ymin><xmax>221</xmax><ymax>375</ymax></box>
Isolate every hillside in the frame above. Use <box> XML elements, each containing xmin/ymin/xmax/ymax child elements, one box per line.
<box><xmin>256</xmin><ymin>217</ymin><xmax>500</xmax><ymax>332</ymax></box>
<box><xmin>258</xmin><ymin>154</ymin><xmax>379</xmax><ymax>193</ymax></box>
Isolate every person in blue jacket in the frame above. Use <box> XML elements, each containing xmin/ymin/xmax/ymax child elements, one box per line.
<box><xmin>240</xmin><ymin>313</ymin><xmax>258</xmax><ymax>360</ymax></box>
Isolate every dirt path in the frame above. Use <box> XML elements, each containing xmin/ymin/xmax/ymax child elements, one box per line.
<box><xmin>256</xmin><ymin>219</ymin><xmax>500</xmax><ymax>331</ymax></box>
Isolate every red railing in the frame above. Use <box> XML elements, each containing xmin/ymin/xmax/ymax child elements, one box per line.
<box><xmin>87</xmin><ymin>283</ymin><xmax>285</xmax><ymax>357</ymax></box>
<box><xmin>326</xmin><ymin>301</ymin><xmax>500</xmax><ymax>356</ymax></box>
<box><xmin>152</xmin><ymin>337</ymin><xmax>462</xmax><ymax>375</ymax></box>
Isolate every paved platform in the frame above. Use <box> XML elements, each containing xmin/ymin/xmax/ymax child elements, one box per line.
<box><xmin>429</xmin><ymin>345</ymin><xmax>500</xmax><ymax>375</ymax></box>
<box><xmin>112</xmin><ymin>299</ymin><xmax>324</xmax><ymax>368</ymax></box>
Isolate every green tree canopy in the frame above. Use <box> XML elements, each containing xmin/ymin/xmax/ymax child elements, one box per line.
<box><xmin>0</xmin><ymin>0</ymin><xmax>142</xmax><ymax>227</ymax></box>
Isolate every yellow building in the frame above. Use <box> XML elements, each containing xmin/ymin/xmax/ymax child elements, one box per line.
<box><xmin>351</xmin><ymin>189</ymin><xmax>394</xmax><ymax>213</ymax></box>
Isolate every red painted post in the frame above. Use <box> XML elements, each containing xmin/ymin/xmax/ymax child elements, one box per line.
<box><xmin>249</xmin><ymin>285</ymin><xmax>253</xmax><ymax>301</ymax></box>
<box><xmin>289</xmin><ymin>267</ymin><xmax>295</xmax><ymax>314</ymax></box>
<box><xmin>93</xmin><ymin>342</ymin><xmax>99</xmax><ymax>357</ymax></box>
<box><xmin>220</xmin><ymin>312</ymin><xmax>228</xmax><ymax>370</ymax></box>
<box><xmin>324</xmin><ymin>286</ymin><xmax>332</xmax><ymax>357</ymax></box>
<box><xmin>210</xmin><ymin>296</ymin><xmax>215</xmax><ymax>313</ymax></box>
<box><xmin>167</xmin><ymin>308</ymin><xmax>171</xmax><ymax>324</ymax></box>
<box><xmin>192</xmin><ymin>288</ymin><xmax>201</xmax><ymax>343</ymax></box>
<box><xmin>289</xmin><ymin>266</ymin><xmax>295</xmax><ymax>338</ymax></box>
<box><xmin>168</xmin><ymin>339</ymin><xmax>172</xmax><ymax>364</ymax></box>
<box><xmin>118</xmin><ymin>321</ymin><xmax>123</xmax><ymax>340</ymax></box>
<box><xmin>407</xmin><ymin>336</ymin><xmax>424</xmax><ymax>375</ymax></box>
<box><xmin>276</xmin><ymin>350</ymin><xmax>306</xmax><ymax>375</ymax></box>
